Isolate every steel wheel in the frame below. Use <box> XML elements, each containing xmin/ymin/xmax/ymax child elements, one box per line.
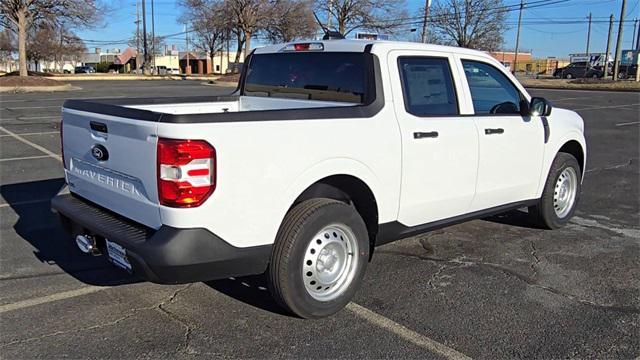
<box><xmin>302</xmin><ymin>224</ymin><xmax>359</xmax><ymax>302</ymax></box>
<box><xmin>553</xmin><ymin>167</ymin><xmax>578</xmax><ymax>218</ymax></box>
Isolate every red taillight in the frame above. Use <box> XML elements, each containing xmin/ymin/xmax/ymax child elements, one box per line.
<box><xmin>157</xmin><ymin>138</ymin><xmax>216</xmax><ymax>208</ymax></box>
<box><xmin>294</xmin><ymin>43</ymin><xmax>310</xmax><ymax>51</ymax></box>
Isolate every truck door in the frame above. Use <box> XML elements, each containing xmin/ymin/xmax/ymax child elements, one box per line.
<box><xmin>389</xmin><ymin>51</ymin><xmax>479</xmax><ymax>227</ymax></box>
<box><xmin>457</xmin><ymin>56</ymin><xmax>545</xmax><ymax>211</ymax></box>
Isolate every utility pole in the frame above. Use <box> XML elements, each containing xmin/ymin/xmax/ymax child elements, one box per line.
<box><xmin>141</xmin><ymin>0</ymin><xmax>149</xmax><ymax>75</ymax></box>
<box><xmin>613</xmin><ymin>0</ymin><xmax>626</xmax><ymax>81</ymax></box>
<box><xmin>586</xmin><ymin>13</ymin><xmax>592</xmax><ymax>55</ymax></box>
<box><xmin>632</xmin><ymin>18</ymin><xmax>638</xmax><ymax>50</ymax></box>
<box><xmin>185</xmin><ymin>23</ymin><xmax>190</xmax><ymax>75</ymax></box>
<box><xmin>151</xmin><ymin>0</ymin><xmax>155</xmax><ymax>74</ymax></box>
<box><xmin>226</xmin><ymin>28</ymin><xmax>230</xmax><ymax>74</ymax></box>
<box><xmin>513</xmin><ymin>0</ymin><xmax>524</xmax><ymax>74</ymax></box>
<box><xmin>327</xmin><ymin>0</ymin><xmax>333</xmax><ymax>29</ymax></box>
<box><xmin>605</xmin><ymin>14</ymin><xmax>614</xmax><ymax>79</ymax></box>
<box><xmin>584</xmin><ymin>12</ymin><xmax>592</xmax><ymax>77</ymax></box>
<box><xmin>636</xmin><ymin>18</ymin><xmax>640</xmax><ymax>50</ymax></box>
<box><xmin>136</xmin><ymin>1</ymin><xmax>141</xmax><ymax>72</ymax></box>
<box><xmin>421</xmin><ymin>0</ymin><xmax>432</xmax><ymax>43</ymax></box>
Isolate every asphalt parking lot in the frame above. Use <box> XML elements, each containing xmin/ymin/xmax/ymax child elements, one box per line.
<box><xmin>0</xmin><ymin>81</ymin><xmax>638</xmax><ymax>359</ymax></box>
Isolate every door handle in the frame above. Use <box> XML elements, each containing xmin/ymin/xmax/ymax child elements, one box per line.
<box><xmin>484</xmin><ymin>128</ymin><xmax>504</xmax><ymax>135</ymax></box>
<box><xmin>413</xmin><ymin>131</ymin><xmax>439</xmax><ymax>139</ymax></box>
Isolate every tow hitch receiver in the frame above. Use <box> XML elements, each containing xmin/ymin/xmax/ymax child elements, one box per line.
<box><xmin>75</xmin><ymin>234</ymin><xmax>101</xmax><ymax>256</ymax></box>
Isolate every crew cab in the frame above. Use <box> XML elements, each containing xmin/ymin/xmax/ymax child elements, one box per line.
<box><xmin>52</xmin><ymin>40</ymin><xmax>586</xmax><ymax>319</ymax></box>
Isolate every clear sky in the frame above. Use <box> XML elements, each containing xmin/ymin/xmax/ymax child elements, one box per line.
<box><xmin>77</xmin><ymin>0</ymin><xmax>640</xmax><ymax>58</ymax></box>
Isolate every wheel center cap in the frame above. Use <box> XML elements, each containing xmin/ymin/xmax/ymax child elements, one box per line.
<box><xmin>317</xmin><ymin>250</ymin><xmax>338</xmax><ymax>272</ymax></box>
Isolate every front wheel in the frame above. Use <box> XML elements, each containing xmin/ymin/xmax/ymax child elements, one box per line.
<box><xmin>565</xmin><ymin>73</ymin><xmax>573</xmax><ymax>79</ymax></box>
<box><xmin>268</xmin><ymin>198</ymin><xmax>369</xmax><ymax>319</ymax></box>
<box><xmin>529</xmin><ymin>153</ymin><xmax>581</xmax><ymax>229</ymax></box>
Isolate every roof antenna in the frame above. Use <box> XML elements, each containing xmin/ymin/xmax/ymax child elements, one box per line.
<box><xmin>313</xmin><ymin>12</ymin><xmax>344</xmax><ymax>40</ymax></box>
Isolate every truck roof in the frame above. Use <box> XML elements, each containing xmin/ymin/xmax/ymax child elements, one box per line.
<box><xmin>253</xmin><ymin>39</ymin><xmax>491</xmax><ymax>59</ymax></box>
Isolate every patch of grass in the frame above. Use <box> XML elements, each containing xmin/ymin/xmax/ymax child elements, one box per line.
<box><xmin>0</xmin><ymin>75</ymin><xmax>68</xmax><ymax>87</ymax></box>
<box><xmin>521</xmin><ymin>77</ymin><xmax>640</xmax><ymax>91</ymax></box>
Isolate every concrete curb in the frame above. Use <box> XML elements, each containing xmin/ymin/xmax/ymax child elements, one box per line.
<box><xmin>200</xmin><ymin>81</ymin><xmax>238</xmax><ymax>88</ymax></box>
<box><xmin>46</xmin><ymin>75</ymin><xmax>221</xmax><ymax>81</ymax></box>
<box><xmin>0</xmin><ymin>84</ymin><xmax>81</xmax><ymax>93</ymax></box>
<box><xmin>523</xmin><ymin>84</ymin><xmax>640</xmax><ymax>92</ymax></box>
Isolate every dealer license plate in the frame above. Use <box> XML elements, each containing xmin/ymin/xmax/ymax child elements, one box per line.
<box><xmin>106</xmin><ymin>240</ymin><xmax>132</xmax><ymax>271</ymax></box>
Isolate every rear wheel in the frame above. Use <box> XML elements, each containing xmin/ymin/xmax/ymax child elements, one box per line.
<box><xmin>565</xmin><ymin>73</ymin><xmax>573</xmax><ymax>79</ymax></box>
<box><xmin>268</xmin><ymin>198</ymin><xmax>369</xmax><ymax>318</ymax></box>
<box><xmin>529</xmin><ymin>153</ymin><xmax>581</xmax><ymax>229</ymax></box>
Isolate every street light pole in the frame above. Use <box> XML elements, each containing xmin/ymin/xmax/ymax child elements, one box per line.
<box><xmin>421</xmin><ymin>0</ymin><xmax>431</xmax><ymax>43</ymax></box>
<box><xmin>151</xmin><ymin>0</ymin><xmax>155</xmax><ymax>74</ymax></box>
<box><xmin>612</xmin><ymin>0</ymin><xmax>626</xmax><ymax>81</ymax></box>
<box><xmin>513</xmin><ymin>0</ymin><xmax>524</xmax><ymax>74</ymax></box>
<box><xmin>586</xmin><ymin>13</ymin><xmax>592</xmax><ymax>55</ymax></box>
<box><xmin>141</xmin><ymin>0</ymin><xmax>149</xmax><ymax>75</ymax></box>
<box><xmin>605</xmin><ymin>14</ymin><xmax>614</xmax><ymax>79</ymax></box>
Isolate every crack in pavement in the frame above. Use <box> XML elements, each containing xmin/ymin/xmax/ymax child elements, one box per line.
<box><xmin>426</xmin><ymin>264</ymin><xmax>448</xmax><ymax>290</ymax></box>
<box><xmin>375</xmin><ymin>250</ymin><xmax>640</xmax><ymax>315</ymax></box>
<box><xmin>529</xmin><ymin>241</ymin><xmax>541</xmax><ymax>278</ymax></box>
<box><xmin>0</xmin><ymin>284</ymin><xmax>195</xmax><ymax>350</ymax></box>
<box><xmin>585</xmin><ymin>159</ymin><xmax>635</xmax><ymax>173</ymax></box>
<box><xmin>155</xmin><ymin>284</ymin><xmax>198</xmax><ymax>356</ymax></box>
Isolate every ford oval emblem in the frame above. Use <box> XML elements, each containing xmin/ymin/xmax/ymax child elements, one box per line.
<box><xmin>91</xmin><ymin>144</ymin><xmax>109</xmax><ymax>161</ymax></box>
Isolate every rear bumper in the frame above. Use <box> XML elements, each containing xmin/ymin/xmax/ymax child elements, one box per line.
<box><xmin>51</xmin><ymin>193</ymin><xmax>271</xmax><ymax>284</ymax></box>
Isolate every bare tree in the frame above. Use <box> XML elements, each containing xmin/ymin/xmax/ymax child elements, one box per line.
<box><xmin>428</xmin><ymin>0</ymin><xmax>507</xmax><ymax>51</ymax></box>
<box><xmin>26</xmin><ymin>25</ymin><xmax>57</xmax><ymax>71</ymax></box>
<box><xmin>0</xmin><ymin>0</ymin><xmax>101</xmax><ymax>76</ymax></box>
<box><xmin>264</xmin><ymin>0</ymin><xmax>317</xmax><ymax>43</ymax></box>
<box><xmin>181</xmin><ymin>0</ymin><xmax>227</xmax><ymax>71</ymax></box>
<box><xmin>0</xmin><ymin>29</ymin><xmax>14</xmax><ymax>63</ymax></box>
<box><xmin>226</xmin><ymin>0</ymin><xmax>271</xmax><ymax>61</ymax></box>
<box><xmin>128</xmin><ymin>31</ymin><xmax>165</xmax><ymax>55</ymax></box>
<box><xmin>316</xmin><ymin>0</ymin><xmax>408</xmax><ymax>36</ymax></box>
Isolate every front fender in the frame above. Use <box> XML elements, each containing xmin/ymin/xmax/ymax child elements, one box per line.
<box><xmin>536</xmin><ymin>129</ymin><xmax>587</xmax><ymax>196</ymax></box>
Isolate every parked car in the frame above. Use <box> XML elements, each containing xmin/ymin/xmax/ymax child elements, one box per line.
<box><xmin>53</xmin><ymin>40</ymin><xmax>586</xmax><ymax>319</ymax></box>
<box><xmin>168</xmin><ymin>68</ymin><xmax>180</xmax><ymax>75</ymax></box>
<box><xmin>617</xmin><ymin>64</ymin><xmax>638</xmax><ymax>79</ymax></box>
<box><xmin>553</xmin><ymin>62</ymin><xmax>602</xmax><ymax>79</ymax></box>
<box><xmin>74</xmin><ymin>66</ymin><xmax>95</xmax><ymax>74</ymax></box>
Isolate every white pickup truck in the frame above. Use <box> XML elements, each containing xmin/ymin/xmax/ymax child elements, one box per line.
<box><xmin>52</xmin><ymin>40</ymin><xmax>586</xmax><ymax>318</ymax></box>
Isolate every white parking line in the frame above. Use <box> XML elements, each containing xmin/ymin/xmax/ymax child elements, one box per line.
<box><xmin>0</xmin><ymin>126</ymin><xmax>62</xmax><ymax>162</ymax></box>
<box><xmin>346</xmin><ymin>303</ymin><xmax>472</xmax><ymax>360</ymax></box>
<box><xmin>573</xmin><ymin>103</ymin><xmax>640</xmax><ymax>111</ymax></box>
<box><xmin>0</xmin><ymin>131</ymin><xmax>59</xmax><ymax>137</ymax></box>
<box><xmin>0</xmin><ymin>116</ymin><xmax>61</xmax><ymax>121</ymax></box>
<box><xmin>0</xmin><ymin>286</ymin><xmax>107</xmax><ymax>314</ymax></box>
<box><xmin>0</xmin><ymin>199</ymin><xmax>51</xmax><ymax>208</ymax></box>
<box><xmin>549</xmin><ymin>97</ymin><xmax>585</xmax><ymax>101</ymax></box>
<box><xmin>0</xmin><ymin>155</ymin><xmax>51</xmax><ymax>162</ymax></box>
<box><xmin>5</xmin><ymin>105</ymin><xmax>62</xmax><ymax>110</ymax></box>
<box><xmin>616</xmin><ymin>121</ymin><xmax>640</xmax><ymax>127</ymax></box>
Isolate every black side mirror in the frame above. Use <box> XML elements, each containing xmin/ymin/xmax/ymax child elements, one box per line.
<box><xmin>530</xmin><ymin>97</ymin><xmax>552</xmax><ymax>117</ymax></box>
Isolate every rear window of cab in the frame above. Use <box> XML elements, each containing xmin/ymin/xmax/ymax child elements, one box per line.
<box><xmin>243</xmin><ymin>52</ymin><xmax>370</xmax><ymax>104</ymax></box>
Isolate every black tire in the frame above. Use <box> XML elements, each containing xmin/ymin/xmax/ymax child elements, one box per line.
<box><xmin>618</xmin><ymin>71</ymin><xmax>627</xmax><ymax>80</ymax></box>
<box><xmin>529</xmin><ymin>153</ymin><xmax>582</xmax><ymax>229</ymax></box>
<box><xmin>565</xmin><ymin>73</ymin><xmax>573</xmax><ymax>79</ymax></box>
<box><xmin>268</xmin><ymin>198</ymin><xmax>369</xmax><ymax>319</ymax></box>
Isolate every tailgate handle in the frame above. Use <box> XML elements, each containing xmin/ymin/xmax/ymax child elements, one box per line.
<box><xmin>90</xmin><ymin>121</ymin><xmax>108</xmax><ymax>133</ymax></box>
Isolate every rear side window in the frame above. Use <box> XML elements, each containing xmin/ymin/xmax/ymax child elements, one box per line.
<box><xmin>462</xmin><ymin>60</ymin><xmax>522</xmax><ymax>115</ymax></box>
<box><xmin>398</xmin><ymin>57</ymin><xmax>458</xmax><ymax>116</ymax></box>
<box><xmin>244</xmin><ymin>52</ymin><xmax>368</xmax><ymax>104</ymax></box>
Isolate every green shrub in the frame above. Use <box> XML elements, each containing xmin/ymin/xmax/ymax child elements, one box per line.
<box><xmin>96</xmin><ymin>61</ymin><xmax>112</xmax><ymax>73</ymax></box>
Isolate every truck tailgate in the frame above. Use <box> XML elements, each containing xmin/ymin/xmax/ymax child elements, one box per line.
<box><xmin>62</xmin><ymin>108</ymin><xmax>161</xmax><ymax>229</ymax></box>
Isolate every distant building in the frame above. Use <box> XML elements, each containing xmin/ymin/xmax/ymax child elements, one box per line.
<box><xmin>489</xmin><ymin>51</ymin><xmax>532</xmax><ymax>71</ymax></box>
<box><xmin>179</xmin><ymin>51</ymin><xmax>243</xmax><ymax>75</ymax></box>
